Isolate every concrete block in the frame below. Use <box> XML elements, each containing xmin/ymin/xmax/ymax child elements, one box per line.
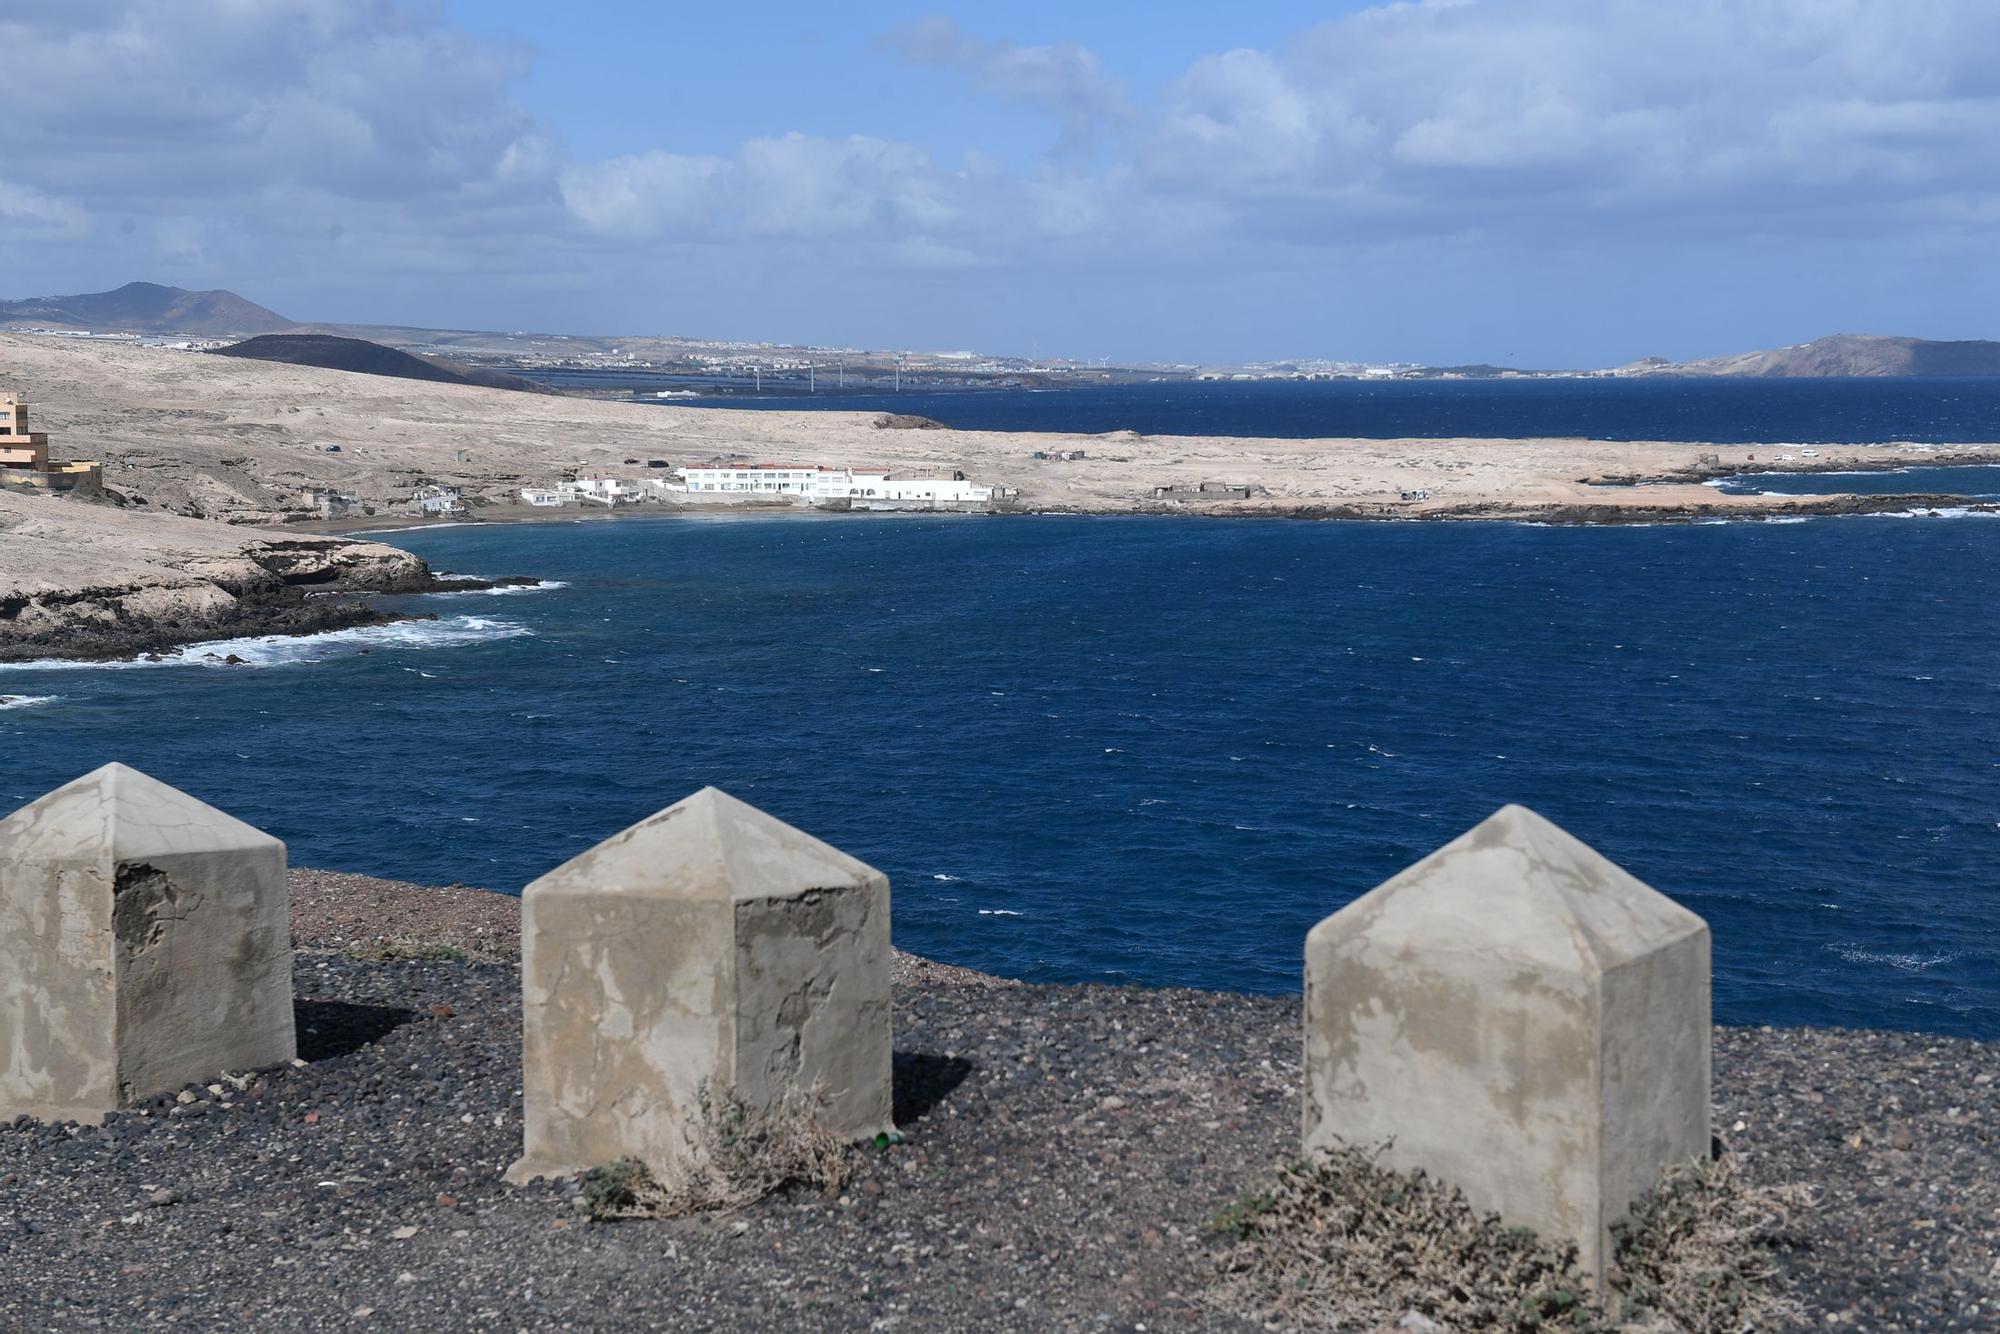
<box><xmin>1303</xmin><ymin>804</ymin><xmax>1710</xmax><ymax>1278</ymax></box>
<box><xmin>508</xmin><ymin>787</ymin><xmax>893</xmax><ymax>1183</ymax></box>
<box><xmin>0</xmin><ymin>763</ymin><xmax>295</xmax><ymax>1124</ymax></box>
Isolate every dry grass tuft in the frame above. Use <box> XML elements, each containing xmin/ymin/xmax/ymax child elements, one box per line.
<box><xmin>1608</xmin><ymin>1155</ymin><xmax>1810</xmax><ymax>1332</ymax></box>
<box><xmin>580</xmin><ymin>1083</ymin><xmax>852</xmax><ymax>1220</ymax></box>
<box><xmin>1205</xmin><ymin>1143</ymin><xmax>1806</xmax><ymax>1332</ymax></box>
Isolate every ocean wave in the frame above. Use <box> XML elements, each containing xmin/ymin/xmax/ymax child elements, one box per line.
<box><xmin>479</xmin><ymin>580</ymin><xmax>569</xmax><ymax>595</ymax></box>
<box><xmin>430</xmin><ymin>579</ymin><xmax>571</xmax><ymax>596</ymax></box>
<box><xmin>1863</xmin><ymin>506</ymin><xmax>2000</xmax><ymax>521</ymax></box>
<box><xmin>365</xmin><ymin>521</ymin><xmax>490</xmax><ymax>535</ymax></box>
<box><xmin>0</xmin><ymin>616</ymin><xmax>531</xmax><ymax>673</ymax></box>
<box><xmin>0</xmin><ymin>694</ymin><xmax>58</xmax><ymax>711</ymax></box>
<box><xmin>978</xmin><ymin>908</ymin><xmax>1025</xmax><ymax>917</ymax></box>
<box><xmin>1830</xmin><ymin>944</ymin><xmax>1956</xmax><ymax>973</ymax></box>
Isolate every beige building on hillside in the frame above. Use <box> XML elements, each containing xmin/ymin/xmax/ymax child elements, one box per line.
<box><xmin>0</xmin><ymin>392</ymin><xmax>50</xmax><ymax>470</ymax></box>
<box><xmin>0</xmin><ymin>391</ymin><xmax>102</xmax><ymax>493</ymax></box>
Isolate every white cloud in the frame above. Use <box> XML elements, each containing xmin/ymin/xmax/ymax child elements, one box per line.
<box><xmin>0</xmin><ymin>1</ymin><xmax>549</xmax><ymax>208</ymax></box>
<box><xmin>1140</xmin><ymin>0</ymin><xmax>2000</xmax><ymax>234</ymax></box>
<box><xmin>0</xmin><ymin>186</ymin><xmax>89</xmax><ymax>239</ymax></box>
<box><xmin>3</xmin><ymin>0</ymin><xmax>1997</xmax><ymax>358</ymax></box>
<box><xmin>560</xmin><ymin>135</ymin><xmax>967</xmax><ymax>245</ymax></box>
<box><xmin>880</xmin><ymin>17</ymin><xmax>1130</xmax><ymax>151</ymax></box>
<box><xmin>560</xmin><ymin>133</ymin><xmax>1128</xmax><ymax>268</ymax></box>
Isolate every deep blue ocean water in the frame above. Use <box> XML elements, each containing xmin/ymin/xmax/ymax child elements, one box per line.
<box><xmin>552</xmin><ymin>373</ymin><xmax>2000</xmax><ymax>445</ymax></box>
<box><xmin>4</xmin><ymin>511</ymin><xmax>1997</xmax><ymax>1036</ymax></box>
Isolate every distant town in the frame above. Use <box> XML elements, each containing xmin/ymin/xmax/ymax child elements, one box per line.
<box><xmin>5</xmin><ymin>284</ymin><xmax>1997</xmax><ymax>391</ymax></box>
<box><xmin>4</xmin><ymin>322</ymin><xmax>1564</xmax><ymax>390</ymax></box>
<box><xmin>0</xmin><ymin>283</ymin><xmax>1622</xmax><ymax>397</ymax></box>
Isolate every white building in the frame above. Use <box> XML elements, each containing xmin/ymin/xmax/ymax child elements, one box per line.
<box><xmin>414</xmin><ymin>484</ymin><xmax>465</xmax><ymax>516</ymax></box>
<box><xmin>680</xmin><ymin>464</ymin><xmax>836</xmax><ymax>498</ymax></box>
<box><xmin>868</xmin><ymin>473</ymin><xmax>995</xmax><ymax>504</ymax></box>
<box><xmin>557</xmin><ymin>477</ymin><xmax>641</xmax><ymax>505</ymax></box>
<box><xmin>519</xmin><ymin>487</ymin><xmax>564</xmax><ymax>507</ymax></box>
<box><xmin>679</xmin><ymin>463</ymin><xmax>994</xmax><ymax>505</ymax></box>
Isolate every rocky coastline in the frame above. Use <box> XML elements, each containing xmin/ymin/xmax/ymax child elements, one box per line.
<box><xmin>1053</xmin><ymin>490</ymin><xmax>1993</xmax><ymax>525</ymax></box>
<box><xmin>1415</xmin><ymin>491</ymin><xmax>1993</xmax><ymax>525</ymax></box>
<box><xmin>0</xmin><ymin>869</ymin><xmax>1989</xmax><ymax>1330</ymax></box>
<box><xmin>6</xmin><ymin>480</ymin><xmax>1986</xmax><ymax>666</ymax></box>
<box><xmin>0</xmin><ymin>489</ymin><xmax>538</xmax><ymax>664</ymax></box>
<box><xmin>1594</xmin><ymin>446</ymin><xmax>2000</xmax><ymax>488</ymax></box>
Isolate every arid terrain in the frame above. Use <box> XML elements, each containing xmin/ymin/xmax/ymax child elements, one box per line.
<box><xmin>1</xmin><ymin>870</ymin><xmax>1991</xmax><ymax>1330</ymax></box>
<box><xmin>4</xmin><ymin>331</ymin><xmax>1998</xmax><ymax>660</ymax></box>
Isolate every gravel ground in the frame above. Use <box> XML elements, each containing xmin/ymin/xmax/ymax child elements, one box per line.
<box><xmin>289</xmin><ymin>869</ymin><xmax>522</xmax><ymax>962</ymax></box>
<box><xmin>0</xmin><ymin>874</ymin><xmax>1993</xmax><ymax>1331</ymax></box>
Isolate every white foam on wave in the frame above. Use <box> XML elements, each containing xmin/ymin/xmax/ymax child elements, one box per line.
<box><xmin>1830</xmin><ymin>944</ymin><xmax>1956</xmax><ymax>973</ymax></box>
<box><xmin>365</xmin><ymin>521</ymin><xmax>490</xmax><ymax>535</ymax></box>
<box><xmin>478</xmin><ymin>580</ymin><xmax>568</xmax><ymax>595</ymax></box>
<box><xmin>0</xmin><ymin>694</ymin><xmax>58</xmax><ymax>711</ymax></box>
<box><xmin>1862</xmin><ymin>506</ymin><xmax>1999</xmax><ymax>520</ymax></box>
<box><xmin>429</xmin><ymin>579</ymin><xmax>571</xmax><ymax>596</ymax></box>
<box><xmin>978</xmin><ymin>909</ymin><xmax>1025</xmax><ymax>917</ymax></box>
<box><xmin>0</xmin><ymin>616</ymin><xmax>531</xmax><ymax>673</ymax></box>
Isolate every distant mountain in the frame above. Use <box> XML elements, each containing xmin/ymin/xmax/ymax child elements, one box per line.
<box><xmin>1623</xmin><ymin>334</ymin><xmax>2000</xmax><ymax>378</ymax></box>
<box><xmin>0</xmin><ymin>282</ymin><xmax>295</xmax><ymax>335</ymax></box>
<box><xmin>209</xmin><ymin>333</ymin><xmax>552</xmax><ymax>393</ymax></box>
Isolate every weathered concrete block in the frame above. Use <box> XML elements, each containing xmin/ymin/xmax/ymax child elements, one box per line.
<box><xmin>508</xmin><ymin>787</ymin><xmax>893</xmax><ymax>1183</ymax></box>
<box><xmin>0</xmin><ymin>763</ymin><xmax>295</xmax><ymax>1124</ymax></box>
<box><xmin>1304</xmin><ymin>804</ymin><xmax>1710</xmax><ymax>1278</ymax></box>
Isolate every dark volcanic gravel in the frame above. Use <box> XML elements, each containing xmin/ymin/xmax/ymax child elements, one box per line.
<box><xmin>1</xmin><ymin>955</ymin><xmax>1294</xmax><ymax>1331</ymax></box>
<box><xmin>0</xmin><ymin>877</ymin><xmax>1994</xmax><ymax>1330</ymax></box>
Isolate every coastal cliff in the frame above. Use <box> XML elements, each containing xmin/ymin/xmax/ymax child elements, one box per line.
<box><xmin>0</xmin><ymin>490</ymin><xmax>435</xmax><ymax>661</ymax></box>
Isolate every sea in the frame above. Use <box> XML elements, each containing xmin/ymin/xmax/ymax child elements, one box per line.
<box><xmin>541</xmin><ymin>369</ymin><xmax>2000</xmax><ymax>444</ymax></box>
<box><xmin>3</xmin><ymin>379</ymin><xmax>1998</xmax><ymax>1037</ymax></box>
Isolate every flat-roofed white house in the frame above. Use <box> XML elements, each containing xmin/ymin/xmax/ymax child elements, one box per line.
<box><xmin>871</xmin><ymin>473</ymin><xmax>995</xmax><ymax>504</ymax></box>
<box><xmin>519</xmin><ymin>487</ymin><xmax>564</xmax><ymax>507</ymax></box>
<box><xmin>415</xmin><ymin>484</ymin><xmax>465</xmax><ymax>516</ymax></box>
<box><xmin>557</xmin><ymin>477</ymin><xmax>641</xmax><ymax>505</ymax></box>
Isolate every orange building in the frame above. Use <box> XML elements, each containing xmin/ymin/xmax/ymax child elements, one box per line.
<box><xmin>0</xmin><ymin>391</ymin><xmax>100</xmax><ymax>494</ymax></box>
<box><xmin>0</xmin><ymin>392</ymin><xmax>49</xmax><ymax>470</ymax></box>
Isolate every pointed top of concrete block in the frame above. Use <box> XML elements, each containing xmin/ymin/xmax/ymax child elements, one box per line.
<box><xmin>528</xmin><ymin>787</ymin><xmax>884</xmax><ymax>902</ymax></box>
<box><xmin>1313</xmin><ymin>804</ymin><xmax>1705</xmax><ymax>974</ymax></box>
<box><xmin>0</xmin><ymin>762</ymin><xmax>283</xmax><ymax>864</ymax></box>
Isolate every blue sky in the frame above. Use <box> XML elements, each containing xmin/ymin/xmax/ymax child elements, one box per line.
<box><xmin>443</xmin><ymin>2</ymin><xmax>1371</xmax><ymax>164</ymax></box>
<box><xmin>3</xmin><ymin>1</ymin><xmax>1997</xmax><ymax>365</ymax></box>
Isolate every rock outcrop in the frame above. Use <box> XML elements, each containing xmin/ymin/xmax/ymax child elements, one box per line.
<box><xmin>0</xmin><ymin>490</ymin><xmax>433</xmax><ymax>661</ymax></box>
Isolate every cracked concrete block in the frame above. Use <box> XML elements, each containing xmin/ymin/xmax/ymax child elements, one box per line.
<box><xmin>508</xmin><ymin>787</ymin><xmax>893</xmax><ymax>1183</ymax></box>
<box><xmin>1303</xmin><ymin>804</ymin><xmax>1710</xmax><ymax>1280</ymax></box>
<box><xmin>0</xmin><ymin>763</ymin><xmax>295</xmax><ymax>1124</ymax></box>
